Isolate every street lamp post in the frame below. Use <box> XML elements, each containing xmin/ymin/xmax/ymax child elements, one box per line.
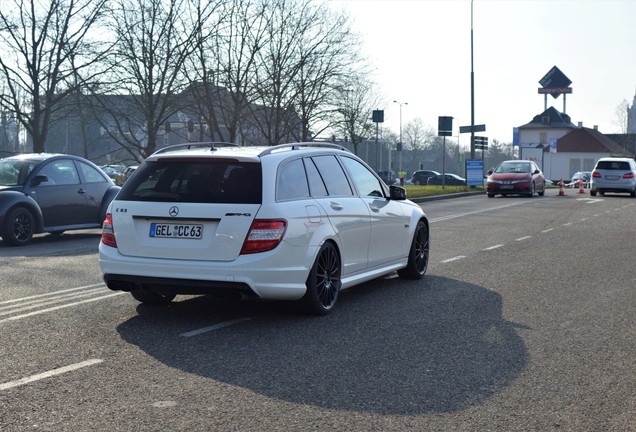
<box><xmin>393</xmin><ymin>100</ymin><xmax>408</xmax><ymax>181</ymax></box>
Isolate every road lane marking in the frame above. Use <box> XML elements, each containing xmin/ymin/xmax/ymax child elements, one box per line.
<box><xmin>541</xmin><ymin>228</ymin><xmax>555</xmax><ymax>233</ymax></box>
<box><xmin>0</xmin><ymin>293</ymin><xmax>126</xmax><ymax>324</ymax></box>
<box><xmin>0</xmin><ymin>359</ymin><xmax>103</xmax><ymax>391</ymax></box>
<box><xmin>515</xmin><ymin>236</ymin><xmax>532</xmax><ymax>241</ymax></box>
<box><xmin>429</xmin><ymin>201</ymin><xmax>528</xmax><ymax>223</ymax></box>
<box><xmin>440</xmin><ymin>256</ymin><xmax>466</xmax><ymax>263</ymax></box>
<box><xmin>483</xmin><ymin>244</ymin><xmax>503</xmax><ymax>251</ymax></box>
<box><xmin>180</xmin><ymin>318</ymin><xmax>252</xmax><ymax>337</ymax></box>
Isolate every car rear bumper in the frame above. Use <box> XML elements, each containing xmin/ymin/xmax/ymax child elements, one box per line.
<box><xmin>99</xmin><ymin>242</ymin><xmax>313</xmax><ymax>300</ymax></box>
<box><xmin>590</xmin><ymin>179</ymin><xmax>636</xmax><ymax>194</ymax></box>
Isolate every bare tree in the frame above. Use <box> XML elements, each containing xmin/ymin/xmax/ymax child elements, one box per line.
<box><xmin>336</xmin><ymin>77</ymin><xmax>380</xmax><ymax>155</ymax></box>
<box><xmin>404</xmin><ymin>118</ymin><xmax>435</xmax><ymax>169</ymax></box>
<box><xmin>0</xmin><ymin>0</ymin><xmax>108</xmax><ymax>153</ymax></box>
<box><xmin>184</xmin><ymin>0</ymin><xmax>266</xmax><ymax>144</ymax></box>
<box><xmin>615</xmin><ymin>99</ymin><xmax>629</xmax><ymax>133</ymax></box>
<box><xmin>291</xmin><ymin>2</ymin><xmax>363</xmax><ymax>142</ymax></box>
<box><xmin>95</xmin><ymin>0</ymin><xmax>219</xmax><ymax>159</ymax></box>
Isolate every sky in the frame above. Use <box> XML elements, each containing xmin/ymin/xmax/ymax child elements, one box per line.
<box><xmin>328</xmin><ymin>0</ymin><xmax>636</xmax><ymax>146</ymax></box>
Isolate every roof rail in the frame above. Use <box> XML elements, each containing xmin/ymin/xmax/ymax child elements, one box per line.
<box><xmin>152</xmin><ymin>142</ymin><xmax>239</xmax><ymax>155</ymax></box>
<box><xmin>258</xmin><ymin>142</ymin><xmax>350</xmax><ymax>157</ymax></box>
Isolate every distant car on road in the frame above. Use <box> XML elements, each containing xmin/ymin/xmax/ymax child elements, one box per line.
<box><xmin>427</xmin><ymin>173</ymin><xmax>466</xmax><ymax>186</ymax></box>
<box><xmin>410</xmin><ymin>170</ymin><xmax>440</xmax><ymax>185</ymax></box>
<box><xmin>0</xmin><ymin>153</ymin><xmax>121</xmax><ymax>245</ymax></box>
<box><xmin>485</xmin><ymin>160</ymin><xmax>545</xmax><ymax>198</ymax></box>
<box><xmin>568</xmin><ymin>171</ymin><xmax>591</xmax><ymax>188</ymax></box>
<box><xmin>590</xmin><ymin>157</ymin><xmax>636</xmax><ymax>197</ymax></box>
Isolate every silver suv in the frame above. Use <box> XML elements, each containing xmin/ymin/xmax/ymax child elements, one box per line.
<box><xmin>99</xmin><ymin>142</ymin><xmax>429</xmax><ymax>315</ymax></box>
<box><xmin>590</xmin><ymin>157</ymin><xmax>636</xmax><ymax>197</ymax></box>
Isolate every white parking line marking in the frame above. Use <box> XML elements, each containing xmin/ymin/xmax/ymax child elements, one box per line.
<box><xmin>0</xmin><ymin>287</ymin><xmax>110</xmax><ymax>315</ymax></box>
<box><xmin>0</xmin><ymin>284</ymin><xmax>105</xmax><ymax>306</ymax></box>
<box><xmin>440</xmin><ymin>256</ymin><xmax>466</xmax><ymax>263</ymax></box>
<box><xmin>0</xmin><ymin>293</ymin><xmax>126</xmax><ymax>324</ymax></box>
<box><xmin>180</xmin><ymin>318</ymin><xmax>252</xmax><ymax>337</ymax></box>
<box><xmin>563</xmin><ymin>222</ymin><xmax>573</xmax><ymax>226</ymax></box>
<box><xmin>515</xmin><ymin>236</ymin><xmax>532</xmax><ymax>241</ymax></box>
<box><xmin>483</xmin><ymin>244</ymin><xmax>503</xmax><ymax>251</ymax></box>
<box><xmin>0</xmin><ymin>359</ymin><xmax>103</xmax><ymax>391</ymax></box>
<box><xmin>541</xmin><ymin>228</ymin><xmax>555</xmax><ymax>233</ymax></box>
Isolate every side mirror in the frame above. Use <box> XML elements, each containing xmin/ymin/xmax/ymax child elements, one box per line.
<box><xmin>31</xmin><ymin>175</ymin><xmax>49</xmax><ymax>186</ymax></box>
<box><xmin>487</xmin><ymin>169</ymin><xmax>494</xmax><ymax>175</ymax></box>
<box><xmin>389</xmin><ymin>185</ymin><xmax>406</xmax><ymax>200</ymax></box>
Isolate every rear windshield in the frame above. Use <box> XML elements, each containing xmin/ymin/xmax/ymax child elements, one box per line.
<box><xmin>116</xmin><ymin>159</ymin><xmax>262</xmax><ymax>204</ymax></box>
<box><xmin>595</xmin><ymin>161</ymin><xmax>631</xmax><ymax>170</ymax></box>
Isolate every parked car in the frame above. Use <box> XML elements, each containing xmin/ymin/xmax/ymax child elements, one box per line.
<box><xmin>0</xmin><ymin>153</ymin><xmax>121</xmax><ymax>246</ymax></box>
<box><xmin>426</xmin><ymin>173</ymin><xmax>466</xmax><ymax>186</ymax></box>
<box><xmin>568</xmin><ymin>171</ymin><xmax>592</xmax><ymax>188</ymax></box>
<box><xmin>115</xmin><ymin>165</ymin><xmax>138</xmax><ymax>186</ymax></box>
<box><xmin>485</xmin><ymin>160</ymin><xmax>545</xmax><ymax>198</ymax></box>
<box><xmin>590</xmin><ymin>157</ymin><xmax>636</xmax><ymax>197</ymax></box>
<box><xmin>376</xmin><ymin>170</ymin><xmax>397</xmax><ymax>185</ymax></box>
<box><xmin>100</xmin><ymin>164</ymin><xmax>126</xmax><ymax>180</ymax></box>
<box><xmin>410</xmin><ymin>170</ymin><xmax>440</xmax><ymax>185</ymax></box>
<box><xmin>99</xmin><ymin>142</ymin><xmax>430</xmax><ymax>315</ymax></box>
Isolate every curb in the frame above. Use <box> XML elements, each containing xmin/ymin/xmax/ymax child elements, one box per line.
<box><xmin>411</xmin><ymin>191</ymin><xmax>484</xmax><ymax>203</ymax></box>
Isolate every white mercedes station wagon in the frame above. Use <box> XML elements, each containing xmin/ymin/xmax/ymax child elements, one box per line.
<box><xmin>99</xmin><ymin>142</ymin><xmax>429</xmax><ymax>314</ymax></box>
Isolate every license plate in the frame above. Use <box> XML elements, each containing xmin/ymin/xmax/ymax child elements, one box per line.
<box><xmin>605</xmin><ymin>175</ymin><xmax>620</xmax><ymax>180</ymax></box>
<box><xmin>501</xmin><ymin>185</ymin><xmax>514</xmax><ymax>189</ymax></box>
<box><xmin>149</xmin><ymin>223</ymin><xmax>203</xmax><ymax>239</ymax></box>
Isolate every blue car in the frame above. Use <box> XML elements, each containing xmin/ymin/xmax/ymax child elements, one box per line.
<box><xmin>0</xmin><ymin>153</ymin><xmax>121</xmax><ymax>246</ymax></box>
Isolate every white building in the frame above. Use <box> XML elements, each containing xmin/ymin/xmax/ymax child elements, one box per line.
<box><xmin>517</xmin><ymin>107</ymin><xmax>624</xmax><ymax>181</ymax></box>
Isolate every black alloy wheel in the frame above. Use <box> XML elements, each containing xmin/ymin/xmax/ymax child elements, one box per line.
<box><xmin>398</xmin><ymin>219</ymin><xmax>429</xmax><ymax>279</ymax></box>
<box><xmin>3</xmin><ymin>207</ymin><xmax>35</xmax><ymax>246</ymax></box>
<box><xmin>301</xmin><ymin>242</ymin><xmax>341</xmax><ymax>315</ymax></box>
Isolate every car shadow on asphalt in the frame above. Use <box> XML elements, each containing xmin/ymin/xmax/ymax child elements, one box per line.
<box><xmin>116</xmin><ymin>275</ymin><xmax>528</xmax><ymax>415</ymax></box>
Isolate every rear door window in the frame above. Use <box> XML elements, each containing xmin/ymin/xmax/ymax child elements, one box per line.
<box><xmin>311</xmin><ymin>155</ymin><xmax>353</xmax><ymax>196</ymax></box>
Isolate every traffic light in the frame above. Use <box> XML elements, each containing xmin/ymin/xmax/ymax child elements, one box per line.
<box><xmin>187</xmin><ymin>120</ymin><xmax>194</xmax><ymax>133</ymax></box>
<box><xmin>164</xmin><ymin>121</ymin><xmax>171</xmax><ymax>133</ymax></box>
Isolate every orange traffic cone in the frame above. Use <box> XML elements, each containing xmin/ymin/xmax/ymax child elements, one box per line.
<box><xmin>578</xmin><ymin>178</ymin><xmax>585</xmax><ymax>194</ymax></box>
<box><xmin>559</xmin><ymin>179</ymin><xmax>566</xmax><ymax>196</ymax></box>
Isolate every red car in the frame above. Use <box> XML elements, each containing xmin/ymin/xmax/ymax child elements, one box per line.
<box><xmin>486</xmin><ymin>160</ymin><xmax>545</xmax><ymax>198</ymax></box>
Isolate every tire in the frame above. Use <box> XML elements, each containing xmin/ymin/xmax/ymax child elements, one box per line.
<box><xmin>2</xmin><ymin>207</ymin><xmax>35</xmax><ymax>246</ymax></box>
<box><xmin>538</xmin><ymin>184</ymin><xmax>545</xmax><ymax>196</ymax></box>
<box><xmin>397</xmin><ymin>219</ymin><xmax>429</xmax><ymax>280</ymax></box>
<box><xmin>487</xmin><ymin>193</ymin><xmax>495</xmax><ymax>198</ymax></box>
<box><xmin>527</xmin><ymin>182</ymin><xmax>536</xmax><ymax>197</ymax></box>
<box><xmin>130</xmin><ymin>290</ymin><xmax>176</xmax><ymax>304</ymax></box>
<box><xmin>590</xmin><ymin>190</ymin><xmax>597</xmax><ymax>196</ymax></box>
<box><xmin>631</xmin><ymin>190</ymin><xmax>636</xmax><ymax>198</ymax></box>
<box><xmin>300</xmin><ymin>242</ymin><xmax>341</xmax><ymax>315</ymax></box>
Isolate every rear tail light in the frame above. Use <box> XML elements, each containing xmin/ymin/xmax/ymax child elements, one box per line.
<box><xmin>101</xmin><ymin>213</ymin><xmax>117</xmax><ymax>248</ymax></box>
<box><xmin>592</xmin><ymin>171</ymin><xmax>601</xmax><ymax>178</ymax></box>
<box><xmin>624</xmin><ymin>172</ymin><xmax>635</xmax><ymax>179</ymax></box>
<box><xmin>240</xmin><ymin>219</ymin><xmax>287</xmax><ymax>254</ymax></box>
